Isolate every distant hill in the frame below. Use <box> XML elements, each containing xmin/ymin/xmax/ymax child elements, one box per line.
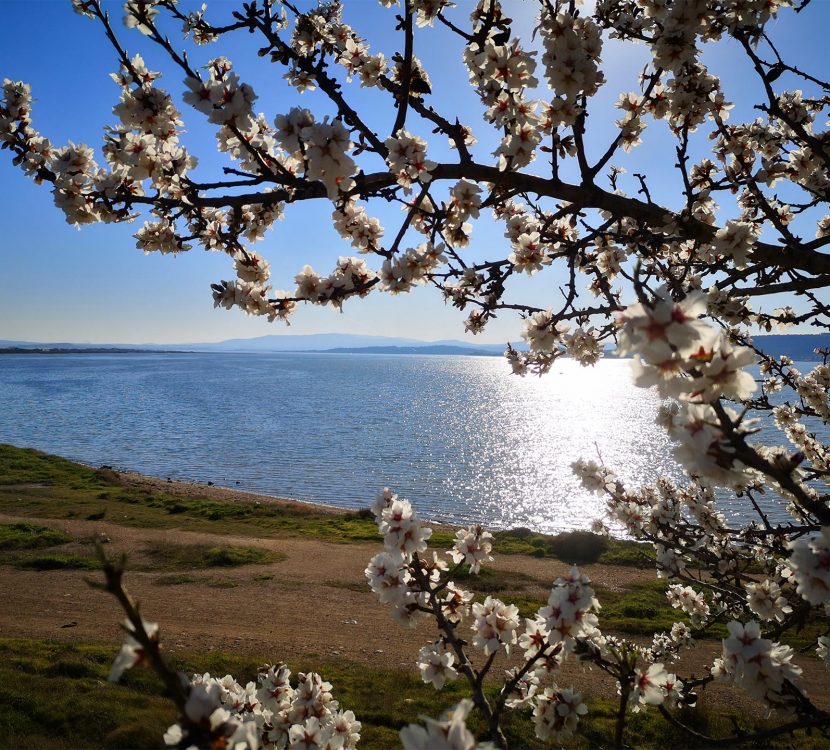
<box><xmin>190</xmin><ymin>333</ymin><xmax>427</xmax><ymax>352</ymax></box>
<box><xmin>0</xmin><ymin>347</ymin><xmax>177</xmax><ymax>355</ymax></box>
<box><xmin>185</xmin><ymin>333</ymin><xmax>510</xmax><ymax>354</ymax></box>
<box><xmin>317</xmin><ymin>345</ymin><xmax>498</xmax><ymax>356</ymax></box>
<box><xmin>0</xmin><ymin>333</ymin><xmax>510</xmax><ymax>355</ymax></box>
<box><xmin>1</xmin><ymin>332</ymin><xmax>826</xmax><ymax>359</ymax></box>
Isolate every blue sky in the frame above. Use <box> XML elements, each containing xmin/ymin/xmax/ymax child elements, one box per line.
<box><xmin>0</xmin><ymin>0</ymin><xmax>827</xmax><ymax>344</ymax></box>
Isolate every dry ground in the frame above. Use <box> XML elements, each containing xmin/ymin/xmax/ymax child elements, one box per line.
<box><xmin>1</xmin><ymin>470</ymin><xmax>828</xmax><ymax>717</ymax></box>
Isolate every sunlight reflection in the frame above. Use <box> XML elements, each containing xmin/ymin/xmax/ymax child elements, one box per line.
<box><xmin>430</xmin><ymin>358</ymin><xmax>678</xmax><ymax>533</ymax></box>
<box><xmin>0</xmin><ymin>353</ymin><xmax>684</xmax><ymax>535</ymax></box>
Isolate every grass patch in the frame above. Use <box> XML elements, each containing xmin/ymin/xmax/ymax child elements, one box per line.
<box><xmin>0</xmin><ymin>445</ymin><xmax>398</xmax><ymax>546</ymax></box>
<box><xmin>13</xmin><ymin>553</ymin><xmax>98</xmax><ymax>571</ymax></box>
<box><xmin>595</xmin><ymin>579</ymin><xmax>680</xmax><ymax>635</ymax></box>
<box><xmin>452</xmin><ymin>564</ymin><xmax>540</xmax><ymax>593</ymax></box>
<box><xmin>140</xmin><ymin>541</ymin><xmax>285</xmax><ymax>571</ymax></box>
<box><xmin>0</xmin><ymin>638</ymin><xmax>175</xmax><ymax>750</ymax></box>
<box><xmin>0</xmin><ymin>521</ymin><xmax>94</xmax><ymax>570</ymax></box>
<box><xmin>1</xmin><ymin>637</ymin><xmax>827</xmax><ymax>750</ymax></box>
<box><xmin>494</xmin><ymin>528</ymin><xmax>650</xmax><ymax>566</ymax></box>
<box><xmin>0</xmin><ymin>522</ymin><xmax>71</xmax><ymax>551</ymax></box>
<box><xmin>598</xmin><ymin>538</ymin><xmax>653</xmax><ymax>566</ymax></box>
<box><xmin>0</xmin><ymin>445</ymin><xmax>109</xmax><ymax>489</ymax></box>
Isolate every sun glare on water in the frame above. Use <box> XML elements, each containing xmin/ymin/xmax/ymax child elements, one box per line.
<box><xmin>423</xmin><ymin>357</ymin><xmax>678</xmax><ymax>533</ymax></box>
<box><xmin>0</xmin><ymin>353</ymin><xmax>684</xmax><ymax>534</ymax></box>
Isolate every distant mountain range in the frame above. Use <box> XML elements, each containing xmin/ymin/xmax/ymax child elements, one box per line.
<box><xmin>185</xmin><ymin>333</ymin><xmax>510</xmax><ymax>354</ymax></box>
<box><xmin>0</xmin><ymin>333</ymin><xmax>510</xmax><ymax>355</ymax></box>
<box><xmin>1</xmin><ymin>332</ymin><xmax>828</xmax><ymax>359</ymax></box>
<box><xmin>320</xmin><ymin>345</ymin><xmax>498</xmax><ymax>356</ymax></box>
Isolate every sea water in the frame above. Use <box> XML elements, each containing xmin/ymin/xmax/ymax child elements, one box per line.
<box><xmin>0</xmin><ymin>352</ymin><xmax>822</xmax><ymax>533</ymax></box>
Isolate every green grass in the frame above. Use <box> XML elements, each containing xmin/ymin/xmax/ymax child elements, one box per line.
<box><xmin>452</xmin><ymin>564</ymin><xmax>541</xmax><ymax>593</ymax></box>
<box><xmin>0</xmin><ymin>521</ymin><xmax>94</xmax><ymax>570</ymax></box>
<box><xmin>13</xmin><ymin>553</ymin><xmax>99</xmax><ymax>571</ymax></box>
<box><xmin>0</xmin><ymin>522</ymin><xmax>72</xmax><ymax>551</ymax></box>
<box><xmin>0</xmin><ymin>637</ymin><xmax>827</xmax><ymax>750</ymax></box>
<box><xmin>595</xmin><ymin>579</ymin><xmax>681</xmax><ymax>635</ymax></box>
<box><xmin>139</xmin><ymin>540</ymin><xmax>285</xmax><ymax>570</ymax></box>
<box><xmin>493</xmin><ymin>527</ymin><xmax>651</xmax><ymax>566</ymax></box>
<box><xmin>0</xmin><ymin>444</ymin><xmax>408</xmax><ymax>546</ymax></box>
<box><xmin>597</xmin><ymin>539</ymin><xmax>653</xmax><ymax>566</ymax></box>
<box><xmin>0</xmin><ymin>447</ymin><xmax>108</xmax><ymax>489</ymax></box>
<box><xmin>0</xmin><ymin>446</ymin><xmax>646</xmax><ymax>567</ymax></box>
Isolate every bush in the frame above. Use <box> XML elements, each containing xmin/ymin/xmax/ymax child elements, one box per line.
<box><xmin>0</xmin><ymin>523</ymin><xmax>72</xmax><ymax>551</ymax></box>
<box><xmin>548</xmin><ymin>531</ymin><xmax>609</xmax><ymax>564</ymax></box>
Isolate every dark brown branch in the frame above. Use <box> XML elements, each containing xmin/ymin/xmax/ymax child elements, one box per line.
<box><xmin>391</xmin><ymin>1</ymin><xmax>414</xmax><ymax>138</ymax></box>
<box><xmin>658</xmin><ymin>705</ymin><xmax>830</xmax><ymax>746</ymax></box>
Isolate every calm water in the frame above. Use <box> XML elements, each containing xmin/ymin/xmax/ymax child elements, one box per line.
<box><xmin>0</xmin><ymin>352</ymin><xmax>817</xmax><ymax>533</ymax></box>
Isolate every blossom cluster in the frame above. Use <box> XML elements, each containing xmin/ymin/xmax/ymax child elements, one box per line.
<box><xmin>538</xmin><ymin>567</ymin><xmax>601</xmax><ymax>650</ymax></box>
<box><xmin>293</xmin><ymin>257</ymin><xmax>377</xmax><ymax>308</ymax></box>
<box><xmin>183</xmin><ymin>58</ymin><xmax>257</xmax><ymax>128</ymax></box>
<box><xmin>400</xmin><ymin>700</ymin><xmax>495</xmax><ymax>750</ymax></box>
<box><xmin>626</xmin><ymin>663</ymin><xmax>678</xmax><ymax>711</ymax></box>
<box><xmin>539</xmin><ymin>10</ymin><xmax>603</xmax><ymax>103</ymax></box>
<box><xmin>384</xmin><ymin>130</ymin><xmax>435</xmax><ymax>191</ymax></box>
<box><xmin>1</xmin><ymin>58</ymin><xmax>193</xmax><ymax>227</ymax></box>
<box><xmin>532</xmin><ymin>686</ymin><xmax>588</xmax><ymax>742</ymax></box>
<box><xmin>788</xmin><ymin>529</ymin><xmax>830</xmax><ymax>606</ymax></box>
<box><xmin>667</xmin><ymin>585</ymin><xmax>711</xmax><ymax>628</ymax></box>
<box><xmin>463</xmin><ymin>27</ymin><xmax>540</xmax><ymax>170</ymax></box>
<box><xmin>274</xmin><ymin>107</ymin><xmax>356</xmax><ymax>200</ymax></box>
<box><xmin>616</xmin><ymin>287</ymin><xmax>760</xmax><ymax>486</ymax></box>
<box><xmin>109</xmin><ymin>623</ymin><xmax>361</xmax><ymax>750</ymax></box>
<box><xmin>332</xmin><ymin>199</ymin><xmax>384</xmax><ymax>254</ymax></box>
<box><xmin>379</xmin><ymin>242</ymin><xmax>446</xmax><ymax>294</ymax></box>
<box><xmin>713</xmin><ymin>621</ymin><xmax>803</xmax><ymax>709</ymax></box>
<box><xmin>364</xmin><ymin>486</ymin><xmax>604</xmax><ymax>743</ymax></box>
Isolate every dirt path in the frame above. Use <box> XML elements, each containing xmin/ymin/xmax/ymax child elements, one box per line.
<box><xmin>1</xmin><ymin>509</ymin><xmax>828</xmax><ymax>718</ymax></box>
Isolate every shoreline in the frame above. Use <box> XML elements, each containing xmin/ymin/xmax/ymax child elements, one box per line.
<box><xmin>79</xmin><ymin>457</ymin><xmax>600</xmax><ymax>538</ymax></box>
<box><xmin>90</xmin><ymin>462</ymin><xmax>510</xmax><ymax>539</ymax></box>
<box><xmin>89</xmin><ymin>460</ymin><xmax>355</xmax><ymax>518</ymax></box>
<box><xmin>74</xmin><ymin>452</ymin><xmax>464</xmax><ymax>535</ymax></box>
<box><xmin>9</xmin><ymin>443</ymin><xmax>606</xmax><ymax>539</ymax></box>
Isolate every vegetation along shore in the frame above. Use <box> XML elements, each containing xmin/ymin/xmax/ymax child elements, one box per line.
<box><xmin>0</xmin><ymin>444</ymin><xmax>828</xmax><ymax>749</ymax></box>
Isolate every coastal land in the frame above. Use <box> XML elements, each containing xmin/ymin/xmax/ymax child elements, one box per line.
<box><xmin>2</xmin><ymin>331</ymin><xmax>828</xmax><ymax>359</ymax></box>
<box><xmin>0</xmin><ymin>347</ymin><xmax>182</xmax><ymax>355</ymax></box>
<box><xmin>1</xmin><ymin>444</ymin><xmax>828</xmax><ymax>749</ymax></box>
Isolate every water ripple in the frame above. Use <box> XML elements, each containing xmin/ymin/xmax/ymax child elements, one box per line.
<box><xmin>0</xmin><ymin>352</ymin><xmax>819</xmax><ymax>533</ymax></box>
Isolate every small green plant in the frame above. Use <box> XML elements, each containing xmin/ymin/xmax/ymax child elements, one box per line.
<box><xmin>15</xmin><ymin>553</ymin><xmax>99</xmax><ymax>571</ymax></box>
<box><xmin>140</xmin><ymin>541</ymin><xmax>284</xmax><ymax>570</ymax></box>
<box><xmin>0</xmin><ymin>522</ymin><xmax>72</xmax><ymax>551</ymax></box>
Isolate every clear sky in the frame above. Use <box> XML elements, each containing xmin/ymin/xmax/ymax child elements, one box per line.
<box><xmin>1</xmin><ymin>0</ymin><xmax>827</xmax><ymax>345</ymax></box>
